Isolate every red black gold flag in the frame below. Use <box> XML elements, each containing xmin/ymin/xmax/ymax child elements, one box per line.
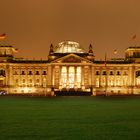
<box><xmin>132</xmin><ymin>34</ymin><xmax>136</xmax><ymax>40</ymax></box>
<box><xmin>0</xmin><ymin>33</ymin><xmax>6</xmax><ymax>40</ymax></box>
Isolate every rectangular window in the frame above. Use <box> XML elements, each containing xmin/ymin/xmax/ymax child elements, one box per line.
<box><xmin>21</xmin><ymin>71</ymin><xmax>25</xmax><ymax>75</ymax></box>
<box><xmin>15</xmin><ymin>79</ymin><xmax>18</xmax><ymax>84</ymax></box>
<box><xmin>23</xmin><ymin>79</ymin><xmax>25</xmax><ymax>83</ymax></box>
<box><xmin>69</xmin><ymin>67</ymin><xmax>75</xmax><ymax>88</ymax></box>
<box><xmin>109</xmin><ymin>71</ymin><xmax>113</xmax><ymax>75</ymax></box>
<box><xmin>123</xmin><ymin>71</ymin><xmax>128</xmax><ymax>75</ymax></box>
<box><xmin>102</xmin><ymin>71</ymin><xmax>107</xmax><ymax>75</ymax></box>
<box><xmin>76</xmin><ymin>67</ymin><xmax>81</xmax><ymax>88</ymax></box>
<box><xmin>35</xmin><ymin>71</ymin><xmax>39</xmax><ymax>75</ymax></box>
<box><xmin>28</xmin><ymin>71</ymin><xmax>32</xmax><ymax>75</ymax></box>
<box><xmin>116</xmin><ymin>71</ymin><xmax>121</xmax><ymax>75</ymax></box>
<box><xmin>96</xmin><ymin>71</ymin><xmax>100</xmax><ymax>75</ymax></box>
<box><xmin>42</xmin><ymin>71</ymin><xmax>47</xmax><ymax>75</ymax></box>
<box><xmin>0</xmin><ymin>70</ymin><xmax>5</xmax><ymax>76</ymax></box>
<box><xmin>36</xmin><ymin>79</ymin><xmax>39</xmax><ymax>83</ymax></box>
<box><xmin>13</xmin><ymin>71</ymin><xmax>18</xmax><ymax>75</ymax></box>
<box><xmin>61</xmin><ymin>67</ymin><xmax>67</xmax><ymax>88</ymax></box>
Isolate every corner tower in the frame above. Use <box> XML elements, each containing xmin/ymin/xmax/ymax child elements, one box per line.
<box><xmin>0</xmin><ymin>40</ymin><xmax>17</xmax><ymax>62</ymax></box>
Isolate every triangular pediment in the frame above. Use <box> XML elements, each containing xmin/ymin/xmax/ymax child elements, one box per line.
<box><xmin>51</xmin><ymin>54</ymin><xmax>92</xmax><ymax>63</ymax></box>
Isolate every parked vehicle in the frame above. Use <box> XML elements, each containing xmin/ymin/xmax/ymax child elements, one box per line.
<box><xmin>0</xmin><ymin>90</ymin><xmax>7</xmax><ymax>95</ymax></box>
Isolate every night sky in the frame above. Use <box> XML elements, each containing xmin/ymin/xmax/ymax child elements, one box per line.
<box><xmin>0</xmin><ymin>0</ymin><xmax>140</xmax><ymax>60</ymax></box>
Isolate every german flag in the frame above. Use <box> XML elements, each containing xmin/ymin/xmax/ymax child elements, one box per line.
<box><xmin>114</xmin><ymin>49</ymin><xmax>117</xmax><ymax>54</ymax></box>
<box><xmin>104</xmin><ymin>53</ymin><xmax>107</xmax><ymax>67</ymax></box>
<box><xmin>0</xmin><ymin>33</ymin><xmax>6</xmax><ymax>40</ymax></box>
<box><xmin>15</xmin><ymin>48</ymin><xmax>18</xmax><ymax>52</ymax></box>
<box><xmin>132</xmin><ymin>34</ymin><xmax>136</xmax><ymax>40</ymax></box>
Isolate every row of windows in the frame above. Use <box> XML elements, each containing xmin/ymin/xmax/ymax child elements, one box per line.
<box><xmin>133</xmin><ymin>52</ymin><xmax>140</xmax><ymax>57</ymax></box>
<box><xmin>95</xmin><ymin>71</ymin><xmax>128</xmax><ymax>76</ymax></box>
<box><xmin>15</xmin><ymin>79</ymin><xmax>44</xmax><ymax>84</ymax></box>
<box><xmin>14</xmin><ymin>70</ymin><xmax>47</xmax><ymax>75</ymax></box>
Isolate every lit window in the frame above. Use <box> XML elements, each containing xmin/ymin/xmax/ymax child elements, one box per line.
<box><xmin>23</xmin><ymin>79</ymin><xmax>25</xmax><ymax>83</ymax></box>
<box><xmin>14</xmin><ymin>90</ymin><xmax>17</xmax><ymax>93</ymax></box>
<box><xmin>95</xmin><ymin>78</ymin><xmax>99</xmax><ymax>87</ymax></box>
<box><xmin>123</xmin><ymin>78</ymin><xmax>127</xmax><ymax>85</ymax></box>
<box><xmin>15</xmin><ymin>79</ymin><xmax>18</xmax><ymax>84</ymax></box>
<box><xmin>14</xmin><ymin>71</ymin><xmax>18</xmax><ymax>75</ymax></box>
<box><xmin>69</xmin><ymin>67</ymin><xmax>75</xmax><ymax>88</ymax></box>
<box><xmin>61</xmin><ymin>67</ymin><xmax>67</xmax><ymax>88</ymax></box>
<box><xmin>36</xmin><ymin>79</ymin><xmax>39</xmax><ymax>83</ymax></box>
<box><xmin>116</xmin><ymin>78</ymin><xmax>121</xmax><ymax>86</ymax></box>
<box><xmin>76</xmin><ymin>67</ymin><xmax>81</xmax><ymax>88</ymax></box>
<box><xmin>136</xmin><ymin>77</ymin><xmax>140</xmax><ymax>86</ymax></box>
<box><xmin>123</xmin><ymin>71</ymin><xmax>128</xmax><ymax>75</ymax></box>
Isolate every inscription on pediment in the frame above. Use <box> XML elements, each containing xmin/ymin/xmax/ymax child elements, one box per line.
<box><xmin>62</xmin><ymin>56</ymin><xmax>82</xmax><ymax>63</ymax></box>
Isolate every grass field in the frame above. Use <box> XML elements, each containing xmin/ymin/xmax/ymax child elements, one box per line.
<box><xmin>0</xmin><ymin>96</ymin><xmax>140</xmax><ymax>140</ymax></box>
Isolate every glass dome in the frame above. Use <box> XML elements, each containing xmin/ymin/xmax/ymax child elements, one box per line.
<box><xmin>54</xmin><ymin>41</ymin><xmax>85</xmax><ymax>53</ymax></box>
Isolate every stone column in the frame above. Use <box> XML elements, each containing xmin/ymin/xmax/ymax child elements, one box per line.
<box><xmin>129</xmin><ymin>65</ymin><xmax>135</xmax><ymax>94</ymax></box>
<box><xmin>8</xmin><ymin>65</ymin><xmax>13</xmax><ymax>93</ymax></box>
<box><xmin>74</xmin><ymin>66</ymin><xmax>77</xmax><ymax>87</ymax></box>
<box><xmin>47</xmin><ymin>65</ymin><xmax>52</xmax><ymax>87</ymax></box>
<box><xmin>81</xmin><ymin>66</ymin><xmax>84</xmax><ymax>90</ymax></box>
<box><xmin>67</xmin><ymin>66</ymin><xmax>69</xmax><ymax>88</ymax></box>
<box><xmin>91</xmin><ymin>66</ymin><xmax>95</xmax><ymax>95</ymax></box>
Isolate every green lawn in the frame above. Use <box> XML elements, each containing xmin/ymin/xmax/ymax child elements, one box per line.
<box><xmin>0</xmin><ymin>96</ymin><xmax>140</xmax><ymax>140</ymax></box>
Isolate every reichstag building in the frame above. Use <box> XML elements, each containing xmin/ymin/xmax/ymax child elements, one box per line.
<box><xmin>0</xmin><ymin>40</ymin><xmax>140</xmax><ymax>95</ymax></box>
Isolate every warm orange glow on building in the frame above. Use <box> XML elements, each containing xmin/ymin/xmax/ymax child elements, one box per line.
<box><xmin>0</xmin><ymin>40</ymin><xmax>140</xmax><ymax>96</ymax></box>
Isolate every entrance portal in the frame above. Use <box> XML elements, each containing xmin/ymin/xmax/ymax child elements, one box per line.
<box><xmin>61</xmin><ymin>66</ymin><xmax>81</xmax><ymax>89</ymax></box>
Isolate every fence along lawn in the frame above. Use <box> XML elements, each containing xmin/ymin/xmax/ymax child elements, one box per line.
<box><xmin>0</xmin><ymin>96</ymin><xmax>140</xmax><ymax>140</ymax></box>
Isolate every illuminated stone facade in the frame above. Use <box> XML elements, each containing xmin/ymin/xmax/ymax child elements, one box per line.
<box><xmin>0</xmin><ymin>40</ymin><xmax>140</xmax><ymax>95</ymax></box>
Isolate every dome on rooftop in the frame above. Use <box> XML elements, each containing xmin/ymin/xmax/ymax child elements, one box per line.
<box><xmin>54</xmin><ymin>41</ymin><xmax>85</xmax><ymax>53</ymax></box>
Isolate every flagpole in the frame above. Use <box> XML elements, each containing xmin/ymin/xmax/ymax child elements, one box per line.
<box><xmin>132</xmin><ymin>34</ymin><xmax>137</xmax><ymax>46</ymax></box>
